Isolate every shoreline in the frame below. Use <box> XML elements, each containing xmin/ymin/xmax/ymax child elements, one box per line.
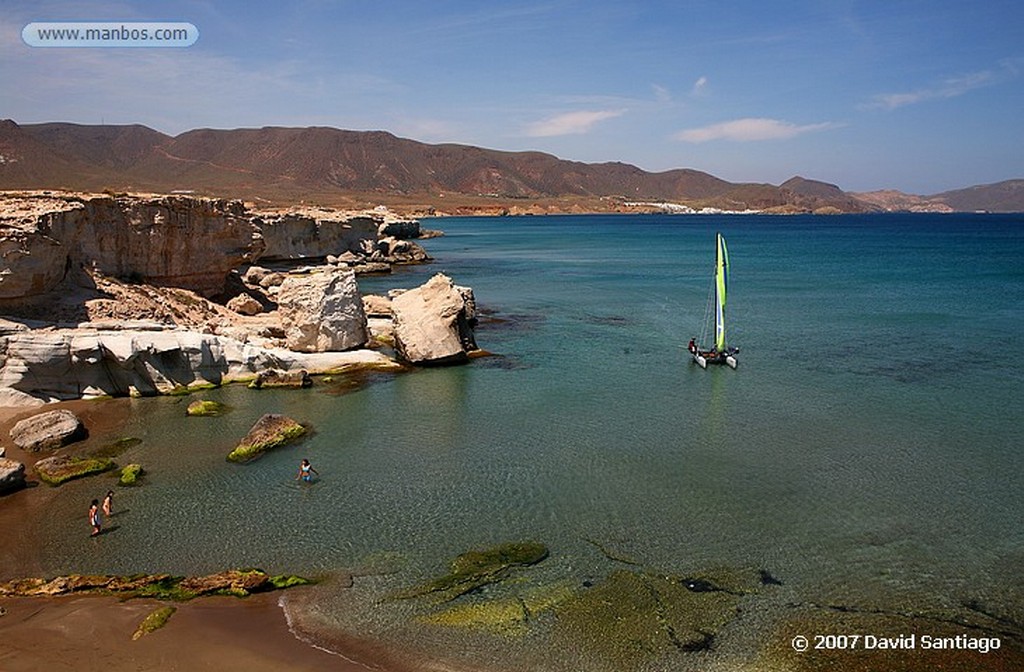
<box><xmin>0</xmin><ymin>593</ymin><xmax>389</xmax><ymax>672</ymax></box>
<box><xmin>0</xmin><ymin>397</ymin><xmax>420</xmax><ymax>672</ymax></box>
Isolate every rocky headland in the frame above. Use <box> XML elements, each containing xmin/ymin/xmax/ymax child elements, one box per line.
<box><xmin>0</xmin><ymin>191</ymin><xmax>480</xmax><ymax>410</ymax></box>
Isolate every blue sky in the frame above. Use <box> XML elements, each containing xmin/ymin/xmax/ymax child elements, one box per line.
<box><xmin>3</xmin><ymin>0</ymin><xmax>1023</xmax><ymax>193</ymax></box>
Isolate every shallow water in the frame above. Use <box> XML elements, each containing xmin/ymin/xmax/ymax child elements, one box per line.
<box><xmin>37</xmin><ymin>213</ymin><xmax>1024</xmax><ymax>670</ymax></box>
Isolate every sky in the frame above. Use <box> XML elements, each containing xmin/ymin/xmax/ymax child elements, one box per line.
<box><xmin>3</xmin><ymin>0</ymin><xmax>1023</xmax><ymax>194</ymax></box>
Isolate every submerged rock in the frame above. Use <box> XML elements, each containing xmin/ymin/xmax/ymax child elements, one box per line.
<box><xmin>554</xmin><ymin>569</ymin><xmax>752</xmax><ymax>666</ymax></box>
<box><xmin>132</xmin><ymin>606</ymin><xmax>176</xmax><ymax>640</ymax></box>
<box><xmin>119</xmin><ymin>463</ymin><xmax>144</xmax><ymax>486</ymax></box>
<box><xmin>9</xmin><ymin>409</ymin><xmax>86</xmax><ymax>451</ymax></box>
<box><xmin>186</xmin><ymin>399</ymin><xmax>228</xmax><ymax>416</ymax></box>
<box><xmin>226</xmin><ymin>413</ymin><xmax>306</xmax><ymax>462</ymax></box>
<box><xmin>34</xmin><ymin>455</ymin><xmax>114</xmax><ymax>486</ymax></box>
<box><xmin>393</xmin><ymin>541</ymin><xmax>548</xmax><ymax>602</ymax></box>
<box><xmin>421</xmin><ymin>580</ymin><xmax>576</xmax><ymax>634</ymax></box>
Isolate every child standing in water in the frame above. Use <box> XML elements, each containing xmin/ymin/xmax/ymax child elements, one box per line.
<box><xmin>88</xmin><ymin>499</ymin><xmax>101</xmax><ymax>536</ymax></box>
<box><xmin>296</xmin><ymin>458</ymin><xmax>319</xmax><ymax>483</ymax></box>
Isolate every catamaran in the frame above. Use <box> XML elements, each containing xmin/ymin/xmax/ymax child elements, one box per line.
<box><xmin>688</xmin><ymin>232</ymin><xmax>739</xmax><ymax>369</ymax></box>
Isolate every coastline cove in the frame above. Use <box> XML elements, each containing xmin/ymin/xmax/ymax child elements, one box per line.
<box><xmin>3</xmin><ymin>212</ymin><xmax>1023</xmax><ymax>672</ymax></box>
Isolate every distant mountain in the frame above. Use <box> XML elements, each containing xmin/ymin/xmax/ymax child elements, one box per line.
<box><xmin>1</xmin><ymin>120</ymin><xmax>1019</xmax><ymax>213</ymax></box>
<box><xmin>848</xmin><ymin>190</ymin><xmax>953</xmax><ymax>213</ymax></box>
<box><xmin>852</xmin><ymin>180</ymin><xmax>1024</xmax><ymax>214</ymax></box>
<box><xmin>930</xmin><ymin>180</ymin><xmax>1024</xmax><ymax>213</ymax></box>
<box><xmin>780</xmin><ymin>176</ymin><xmax>868</xmax><ymax>212</ymax></box>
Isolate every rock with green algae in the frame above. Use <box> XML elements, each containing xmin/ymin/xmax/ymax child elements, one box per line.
<box><xmin>119</xmin><ymin>463</ymin><xmax>144</xmax><ymax>486</ymax></box>
<box><xmin>91</xmin><ymin>437</ymin><xmax>142</xmax><ymax>458</ymax></box>
<box><xmin>420</xmin><ymin>581</ymin><xmax>576</xmax><ymax>635</ymax></box>
<box><xmin>132</xmin><ymin>606</ymin><xmax>176</xmax><ymax>640</ymax></box>
<box><xmin>392</xmin><ymin>541</ymin><xmax>549</xmax><ymax>603</ymax></box>
<box><xmin>34</xmin><ymin>455</ymin><xmax>114</xmax><ymax>486</ymax></box>
<box><xmin>186</xmin><ymin>400</ymin><xmax>227</xmax><ymax>416</ymax></box>
<box><xmin>421</xmin><ymin>597</ymin><xmax>530</xmax><ymax>634</ymax></box>
<box><xmin>553</xmin><ymin>569</ymin><xmax>758</xmax><ymax>667</ymax></box>
<box><xmin>226</xmin><ymin>414</ymin><xmax>306</xmax><ymax>463</ymax></box>
<box><xmin>0</xmin><ymin>569</ymin><xmax>313</xmax><ymax>600</ymax></box>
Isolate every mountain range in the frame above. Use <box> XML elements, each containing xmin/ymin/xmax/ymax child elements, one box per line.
<box><xmin>1</xmin><ymin>120</ymin><xmax>1021</xmax><ymax>214</ymax></box>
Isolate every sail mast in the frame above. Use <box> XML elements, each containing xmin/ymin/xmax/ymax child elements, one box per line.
<box><xmin>714</xmin><ymin>232</ymin><xmax>728</xmax><ymax>352</ymax></box>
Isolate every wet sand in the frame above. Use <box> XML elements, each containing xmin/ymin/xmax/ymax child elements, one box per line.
<box><xmin>0</xmin><ymin>593</ymin><xmax>386</xmax><ymax>671</ymax></box>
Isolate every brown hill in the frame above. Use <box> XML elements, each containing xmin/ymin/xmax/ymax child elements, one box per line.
<box><xmin>7</xmin><ymin>119</ymin><xmax>1013</xmax><ymax>213</ymax></box>
<box><xmin>0</xmin><ymin>120</ymin><xmax>124</xmax><ymax>189</ymax></box>
<box><xmin>930</xmin><ymin>180</ymin><xmax>1024</xmax><ymax>213</ymax></box>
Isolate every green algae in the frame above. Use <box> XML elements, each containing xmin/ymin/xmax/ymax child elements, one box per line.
<box><xmin>90</xmin><ymin>437</ymin><xmax>142</xmax><ymax>458</ymax></box>
<box><xmin>420</xmin><ymin>580</ymin><xmax>576</xmax><ymax>635</ymax></box>
<box><xmin>420</xmin><ymin>597</ymin><xmax>530</xmax><ymax>634</ymax></box>
<box><xmin>392</xmin><ymin>541</ymin><xmax>549</xmax><ymax>603</ymax></box>
<box><xmin>226</xmin><ymin>414</ymin><xmax>307</xmax><ymax>463</ymax></box>
<box><xmin>269</xmin><ymin>574</ymin><xmax>313</xmax><ymax>590</ymax></box>
<box><xmin>36</xmin><ymin>456</ymin><xmax>115</xmax><ymax>486</ymax></box>
<box><xmin>132</xmin><ymin>605</ymin><xmax>176</xmax><ymax>640</ymax></box>
<box><xmin>119</xmin><ymin>463</ymin><xmax>144</xmax><ymax>486</ymax></box>
<box><xmin>0</xmin><ymin>570</ymin><xmax>313</xmax><ymax>602</ymax></box>
<box><xmin>553</xmin><ymin>569</ymin><xmax>752</xmax><ymax>667</ymax></box>
<box><xmin>186</xmin><ymin>400</ymin><xmax>228</xmax><ymax>416</ymax></box>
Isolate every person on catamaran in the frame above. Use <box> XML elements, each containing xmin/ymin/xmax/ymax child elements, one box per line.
<box><xmin>687</xmin><ymin>338</ymin><xmax>697</xmax><ymax>355</ymax></box>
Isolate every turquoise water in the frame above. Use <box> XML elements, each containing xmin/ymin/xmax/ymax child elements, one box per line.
<box><xmin>38</xmin><ymin>214</ymin><xmax>1024</xmax><ymax>670</ymax></box>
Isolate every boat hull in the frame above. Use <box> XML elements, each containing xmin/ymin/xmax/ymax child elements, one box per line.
<box><xmin>691</xmin><ymin>350</ymin><xmax>738</xmax><ymax>369</ymax></box>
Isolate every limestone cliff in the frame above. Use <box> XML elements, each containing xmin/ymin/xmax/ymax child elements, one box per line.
<box><xmin>255</xmin><ymin>207</ymin><xmax>421</xmax><ymax>261</ymax></box>
<box><xmin>0</xmin><ymin>193</ymin><xmax>259</xmax><ymax>300</ymax></box>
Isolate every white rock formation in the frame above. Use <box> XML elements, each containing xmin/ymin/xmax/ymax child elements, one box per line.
<box><xmin>0</xmin><ymin>326</ymin><xmax>396</xmax><ymax>407</ymax></box>
<box><xmin>391</xmin><ymin>273</ymin><xmax>477</xmax><ymax>365</ymax></box>
<box><xmin>276</xmin><ymin>269</ymin><xmax>369</xmax><ymax>353</ymax></box>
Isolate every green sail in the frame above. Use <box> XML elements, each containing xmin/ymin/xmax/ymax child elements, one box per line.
<box><xmin>714</xmin><ymin>233</ymin><xmax>729</xmax><ymax>351</ymax></box>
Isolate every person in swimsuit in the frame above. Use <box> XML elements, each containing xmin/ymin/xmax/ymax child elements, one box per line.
<box><xmin>89</xmin><ymin>499</ymin><xmax>102</xmax><ymax>536</ymax></box>
<box><xmin>102</xmin><ymin>490</ymin><xmax>114</xmax><ymax>518</ymax></box>
<box><xmin>296</xmin><ymin>458</ymin><xmax>319</xmax><ymax>483</ymax></box>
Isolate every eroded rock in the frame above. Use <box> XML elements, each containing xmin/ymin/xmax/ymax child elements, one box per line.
<box><xmin>248</xmin><ymin>368</ymin><xmax>312</xmax><ymax>389</ymax></box>
<box><xmin>9</xmin><ymin>409</ymin><xmax>86</xmax><ymax>451</ymax></box>
<box><xmin>0</xmin><ymin>457</ymin><xmax>26</xmax><ymax>494</ymax></box>
<box><xmin>277</xmin><ymin>269</ymin><xmax>368</xmax><ymax>352</ymax></box>
<box><xmin>391</xmin><ymin>273</ymin><xmax>477</xmax><ymax>365</ymax></box>
<box><xmin>226</xmin><ymin>293</ymin><xmax>263</xmax><ymax>315</ymax></box>
<box><xmin>226</xmin><ymin>413</ymin><xmax>306</xmax><ymax>462</ymax></box>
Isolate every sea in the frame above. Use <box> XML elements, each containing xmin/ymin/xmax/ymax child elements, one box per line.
<box><xmin>36</xmin><ymin>213</ymin><xmax>1024</xmax><ymax>670</ymax></box>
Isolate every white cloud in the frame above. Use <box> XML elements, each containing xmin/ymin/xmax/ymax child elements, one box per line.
<box><xmin>652</xmin><ymin>83</ymin><xmax>671</xmax><ymax>103</ymax></box>
<box><xmin>524</xmin><ymin>109</ymin><xmax>625</xmax><ymax>137</ymax></box>
<box><xmin>691</xmin><ymin>76</ymin><xmax>708</xmax><ymax>96</ymax></box>
<box><xmin>674</xmin><ymin>117</ymin><xmax>839</xmax><ymax>143</ymax></box>
<box><xmin>865</xmin><ymin>68</ymin><xmax>1005</xmax><ymax>110</ymax></box>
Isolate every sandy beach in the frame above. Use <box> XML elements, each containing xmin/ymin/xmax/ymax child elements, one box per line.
<box><xmin>0</xmin><ymin>594</ymin><xmax>376</xmax><ymax>672</ymax></box>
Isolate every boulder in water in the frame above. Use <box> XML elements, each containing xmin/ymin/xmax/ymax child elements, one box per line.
<box><xmin>226</xmin><ymin>413</ymin><xmax>306</xmax><ymax>463</ymax></box>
